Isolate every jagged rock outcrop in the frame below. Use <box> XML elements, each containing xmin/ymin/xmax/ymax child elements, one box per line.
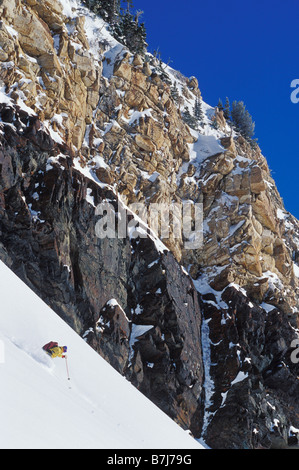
<box><xmin>1</xmin><ymin>0</ymin><xmax>299</xmax><ymax>449</ymax></box>
<box><xmin>201</xmin><ymin>286</ymin><xmax>299</xmax><ymax>448</ymax></box>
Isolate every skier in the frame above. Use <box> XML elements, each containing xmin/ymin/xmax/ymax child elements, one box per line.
<box><xmin>42</xmin><ymin>341</ymin><xmax>67</xmax><ymax>359</ymax></box>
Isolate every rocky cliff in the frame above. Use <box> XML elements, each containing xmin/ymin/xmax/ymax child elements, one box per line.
<box><xmin>1</xmin><ymin>0</ymin><xmax>299</xmax><ymax>449</ymax></box>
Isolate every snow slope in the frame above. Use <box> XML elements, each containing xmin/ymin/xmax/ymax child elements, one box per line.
<box><xmin>0</xmin><ymin>261</ymin><xmax>203</xmax><ymax>449</ymax></box>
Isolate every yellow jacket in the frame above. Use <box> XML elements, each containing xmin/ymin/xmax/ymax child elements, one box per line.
<box><xmin>49</xmin><ymin>346</ymin><xmax>65</xmax><ymax>358</ymax></box>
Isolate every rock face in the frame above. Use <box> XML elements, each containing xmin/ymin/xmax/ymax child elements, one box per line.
<box><xmin>1</xmin><ymin>0</ymin><xmax>299</xmax><ymax>449</ymax></box>
<box><xmin>0</xmin><ymin>108</ymin><xmax>203</xmax><ymax>434</ymax></box>
<box><xmin>201</xmin><ymin>286</ymin><xmax>299</xmax><ymax>448</ymax></box>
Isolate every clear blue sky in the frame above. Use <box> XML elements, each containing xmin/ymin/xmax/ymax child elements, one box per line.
<box><xmin>132</xmin><ymin>0</ymin><xmax>299</xmax><ymax>219</ymax></box>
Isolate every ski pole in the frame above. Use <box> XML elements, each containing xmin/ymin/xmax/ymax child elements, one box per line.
<box><xmin>65</xmin><ymin>355</ymin><xmax>70</xmax><ymax>381</ymax></box>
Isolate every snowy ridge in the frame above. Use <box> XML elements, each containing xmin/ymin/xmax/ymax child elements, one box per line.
<box><xmin>60</xmin><ymin>0</ymin><xmax>125</xmax><ymax>68</ymax></box>
<box><xmin>0</xmin><ymin>260</ymin><xmax>203</xmax><ymax>449</ymax></box>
